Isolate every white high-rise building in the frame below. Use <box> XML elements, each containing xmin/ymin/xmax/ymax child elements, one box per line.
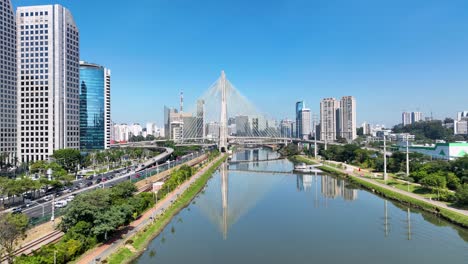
<box><xmin>113</xmin><ymin>123</ymin><xmax>130</xmax><ymax>142</ymax></box>
<box><xmin>362</xmin><ymin>122</ymin><xmax>371</xmax><ymax>135</ymax></box>
<box><xmin>402</xmin><ymin>112</ymin><xmax>412</xmax><ymax>126</ymax></box>
<box><xmin>301</xmin><ymin>108</ymin><xmax>311</xmax><ymax>139</ymax></box>
<box><xmin>146</xmin><ymin>122</ymin><xmax>156</xmax><ymax>136</ymax></box>
<box><xmin>412</xmin><ymin>112</ymin><xmax>423</xmax><ymax>123</ymax></box>
<box><xmin>320</xmin><ymin>98</ymin><xmax>339</xmax><ymax>142</ymax></box>
<box><xmin>339</xmin><ymin>96</ymin><xmax>357</xmax><ymax>141</ymax></box>
<box><xmin>17</xmin><ymin>5</ymin><xmax>80</xmax><ymax>163</ymax></box>
<box><xmin>0</xmin><ymin>0</ymin><xmax>16</xmax><ymax>164</ymax></box>
<box><xmin>130</xmin><ymin>123</ymin><xmax>143</xmax><ymax>137</ymax></box>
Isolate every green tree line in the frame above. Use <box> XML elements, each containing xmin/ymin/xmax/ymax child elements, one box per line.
<box><xmin>318</xmin><ymin>144</ymin><xmax>468</xmax><ymax>205</ymax></box>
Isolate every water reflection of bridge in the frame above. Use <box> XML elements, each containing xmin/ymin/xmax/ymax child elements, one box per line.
<box><xmin>195</xmin><ymin>148</ymin><xmax>424</xmax><ymax>242</ymax></box>
<box><xmin>196</xmin><ymin>149</ymin><xmax>362</xmax><ymax>240</ymax></box>
<box><xmin>196</xmin><ymin>162</ymin><xmax>285</xmax><ymax>239</ymax></box>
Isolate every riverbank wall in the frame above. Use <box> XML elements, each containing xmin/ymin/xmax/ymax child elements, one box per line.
<box><xmin>291</xmin><ymin>155</ymin><xmax>468</xmax><ymax>229</ymax></box>
<box><xmin>106</xmin><ymin>154</ymin><xmax>228</xmax><ymax>264</ymax></box>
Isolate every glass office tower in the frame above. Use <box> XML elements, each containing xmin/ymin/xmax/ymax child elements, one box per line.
<box><xmin>79</xmin><ymin>61</ymin><xmax>111</xmax><ymax>150</ymax></box>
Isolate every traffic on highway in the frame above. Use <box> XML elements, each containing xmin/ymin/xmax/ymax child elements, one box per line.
<box><xmin>1</xmin><ymin>147</ymin><xmax>207</xmax><ymax>225</ymax></box>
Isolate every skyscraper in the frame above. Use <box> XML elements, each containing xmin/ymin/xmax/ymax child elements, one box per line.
<box><xmin>280</xmin><ymin>119</ymin><xmax>294</xmax><ymax>138</ymax></box>
<box><xmin>0</xmin><ymin>0</ymin><xmax>16</xmax><ymax>164</ymax></box>
<box><xmin>402</xmin><ymin>112</ymin><xmax>412</xmax><ymax>126</ymax></box>
<box><xmin>320</xmin><ymin>98</ymin><xmax>339</xmax><ymax>142</ymax></box>
<box><xmin>339</xmin><ymin>96</ymin><xmax>357</xmax><ymax>141</ymax></box>
<box><xmin>196</xmin><ymin>99</ymin><xmax>205</xmax><ymax>139</ymax></box>
<box><xmin>79</xmin><ymin>61</ymin><xmax>111</xmax><ymax>150</ymax></box>
<box><xmin>295</xmin><ymin>101</ymin><xmax>303</xmax><ymax>138</ymax></box>
<box><xmin>17</xmin><ymin>5</ymin><xmax>80</xmax><ymax>162</ymax></box>
<box><xmin>412</xmin><ymin>112</ymin><xmax>423</xmax><ymax>123</ymax></box>
<box><xmin>301</xmin><ymin>108</ymin><xmax>311</xmax><ymax>139</ymax></box>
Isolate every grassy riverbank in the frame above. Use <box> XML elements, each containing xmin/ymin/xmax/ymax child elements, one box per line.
<box><xmin>348</xmin><ymin>175</ymin><xmax>468</xmax><ymax>228</ymax></box>
<box><xmin>107</xmin><ymin>155</ymin><xmax>227</xmax><ymax>264</ymax></box>
<box><xmin>296</xmin><ymin>156</ymin><xmax>468</xmax><ymax>228</ymax></box>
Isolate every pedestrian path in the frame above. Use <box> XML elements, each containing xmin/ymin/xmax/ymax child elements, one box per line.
<box><xmin>302</xmin><ymin>156</ymin><xmax>468</xmax><ymax>216</ymax></box>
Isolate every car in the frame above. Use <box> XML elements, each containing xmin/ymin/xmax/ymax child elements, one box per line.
<box><xmin>24</xmin><ymin>199</ymin><xmax>34</xmax><ymax>207</ymax></box>
<box><xmin>12</xmin><ymin>207</ymin><xmax>22</xmax><ymax>214</ymax></box>
<box><xmin>54</xmin><ymin>200</ymin><xmax>67</xmax><ymax>208</ymax></box>
<box><xmin>43</xmin><ymin>195</ymin><xmax>53</xmax><ymax>201</ymax></box>
<box><xmin>65</xmin><ymin>195</ymin><xmax>74</xmax><ymax>202</ymax></box>
<box><xmin>96</xmin><ymin>178</ymin><xmax>102</xmax><ymax>184</ymax></box>
<box><xmin>86</xmin><ymin>181</ymin><xmax>93</xmax><ymax>187</ymax></box>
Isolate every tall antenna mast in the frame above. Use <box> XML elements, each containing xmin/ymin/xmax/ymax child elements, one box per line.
<box><xmin>180</xmin><ymin>90</ymin><xmax>184</xmax><ymax>112</ymax></box>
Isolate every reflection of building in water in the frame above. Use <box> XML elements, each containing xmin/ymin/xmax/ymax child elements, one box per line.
<box><xmin>342</xmin><ymin>187</ymin><xmax>358</xmax><ymax>201</ymax></box>
<box><xmin>235</xmin><ymin>150</ymin><xmax>251</xmax><ymax>170</ymax></box>
<box><xmin>296</xmin><ymin>175</ymin><xmax>313</xmax><ymax>192</ymax></box>
<box><xmin>197</xmin><ymin>158</ymin><xmax>285</xmax><ymax>240</ymax></box>
<box><xmin>252</xmin><ymin>149</ymin><xmax>259</xmax><ymax>167</ymax></box>
<box><xmin>321</xmin><ymin>175</ymin><xmax>357</xmax><ymax>200</ymax></box>
<box><xmin>253</xmin><ymin>149</ymin><xmax>259</xmax><ymax>161</ymax></box>
<box><xmin>321</xmin><ymin>176</ymin><xmax>340</xmax><ymax>198</ymax></box>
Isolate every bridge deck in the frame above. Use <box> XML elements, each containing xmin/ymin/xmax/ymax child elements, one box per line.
<box><xmin>228</xmin><ymin>169</ymin><xmax>293</xmax><ymax>175</ymax></box>
<box><xmin>228</xmin><ymin>158</ymin><xmax>285</xmax><ymax>164</ymax></box>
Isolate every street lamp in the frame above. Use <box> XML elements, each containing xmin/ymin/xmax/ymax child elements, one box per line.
<box><xmin>51</xmin><ymin>194</ymin><xmax>55</xmax><ymax>222</ymax></box>
<box><xmin>406</xmin><ymin>134</ymin><xmax>411</xmax><ymax>192</ymax></box>
<box><xmin>383</xmin><ymin>135</ymin><xmax>387</xmax><ymax>183</ymax></box>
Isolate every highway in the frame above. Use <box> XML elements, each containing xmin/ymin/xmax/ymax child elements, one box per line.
<box><xmin>4</xmin><ymin>148</ymin><xmax>212</xmax><ymax>223</ymax></box>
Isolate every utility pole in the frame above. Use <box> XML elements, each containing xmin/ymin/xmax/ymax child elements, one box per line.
<box><xmin>51</xmin><ymin>194</ymin><xmax>55</xmax><ymax>222</ymax></box>
<box><xmin>406</xmin><ymin>135</ymin><xmax>410</xmax><ymax>176</ymax></box>
<box><xmin>406</xmin><ymin>135</ymin><xmax>410</xmax><ymax>192</ymax></box>
<box><xmin>383</xmin><ymin>135</ymin><xmax>387</xmax><ymax>183</ymax></box>
<box><xmin>313</xmin><ymin>113</ymin><xmax>317</xmax><ymax>159</ymax></box>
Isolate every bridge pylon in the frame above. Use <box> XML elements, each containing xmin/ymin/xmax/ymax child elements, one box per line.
<box><xmin>219</xmin><ymin>70</ymin><xmax>228</xmax><ymax>152</ymax></box>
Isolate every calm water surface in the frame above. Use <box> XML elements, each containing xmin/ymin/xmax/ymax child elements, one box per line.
<box><xmin>136</xmin><ymin>149</ymin><xmax>468</xmax><ymax>264</ymax></box>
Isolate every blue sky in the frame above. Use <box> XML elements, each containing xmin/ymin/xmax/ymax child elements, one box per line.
<box><xmin>13</xmin><ymin>0</ymin><xmax>468</xmax><ymax>127</ymax></box>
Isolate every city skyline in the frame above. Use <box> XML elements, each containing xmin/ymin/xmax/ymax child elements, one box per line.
<box><xmin>11</xmin><ymin>0</ymin><xmax>468</xmax><ymax>127</ymax></box>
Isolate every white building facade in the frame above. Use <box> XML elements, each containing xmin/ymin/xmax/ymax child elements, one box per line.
<box><xmin>402</xmin><ymin>112</ymin><xmax>412</xmax><ymax>126</ymax></box>
<box><xmin>300</xmin><ymin>108</ymin><xmax>311</xmax><ymax>139</ymax></box>
<box><xmin>0</xmin><ymin>0</ymin><xmax>16</xmax><ymax>164</ymax></box>
<box><xmin>17</xmin><ymin>5</ymin><xmax>80</xmax><ymax>163</ymax></box>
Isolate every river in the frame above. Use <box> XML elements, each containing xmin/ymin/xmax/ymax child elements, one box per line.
<box><xmin>135</xmin><ymin>149</ymin><xmax>468</xmax><ymax>264</ymax></box>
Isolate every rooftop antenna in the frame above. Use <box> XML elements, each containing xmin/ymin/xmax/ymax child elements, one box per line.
<box><xmin>180</xmin><ymin>90</ymin><xmax>184</xmax><ymax>112</ymax></box>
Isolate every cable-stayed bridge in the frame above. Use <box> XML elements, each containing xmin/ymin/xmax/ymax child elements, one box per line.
<box><xmin>169</xmin><ymin>71</ymin><xmax>372</xmax><ymax>151</ymax></box>
<box><xmin>169</xmin><ymin>71</ymin><xmax>293</xmax><ymax>151</ymax></box>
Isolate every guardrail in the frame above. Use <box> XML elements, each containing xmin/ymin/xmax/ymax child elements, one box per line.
<box><xmin>24</xmin><ymin>151</ymin><xmax>204</xmax><ymax>228</ymax></box>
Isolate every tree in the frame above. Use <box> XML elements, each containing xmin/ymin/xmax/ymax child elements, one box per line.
<box><xmin>146</xmin><ymin>134</ymin><xmax>156</xmax><ymax>141</ymax></box>
<box><xmin>29</xmin><ymin>160</ymin><xmax>47</xmax><ymax>174</ymax></box>
<box><xmin>52</xmin><ymin>149</ymin><xmax>82</xmax><ymax>173</ymax></box>
<box><xmin>455</xmin><ymin>184</ymin><xmax>468</xmax><ymax>206</ymax></box>
<box><xmin>0</xmin><ymin>213</ymin><xmax>29</xmax><ymax>264</ymax></box>
<box><xmin>356</xmin><ymin>127</ymin><xmax>364</xmax><ymax>136</ymax></box>
<box><xmin>392</xmin><ymin>120</ymin><xmax>450</xmax><ymax>142</ymax></box>
<box><xmin>109</xmin><ymin>181</ymin><xmax>137</xmax><ymax>204</ymax></box>
<box><xmin>420</xmin><ymin>174</ymin><xmax>447</xmax><ymax>199</ymax></box>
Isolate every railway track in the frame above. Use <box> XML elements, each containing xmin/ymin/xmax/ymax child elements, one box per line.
<box><xmin>1</xmin><ymin>230</ymin><xmax>64</xmax><ymax>263</ymax></box>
